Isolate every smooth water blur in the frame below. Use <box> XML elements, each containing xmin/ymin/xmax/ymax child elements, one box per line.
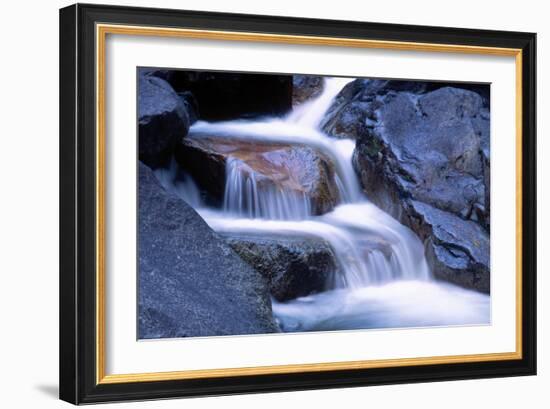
<box><xmin>199</xmin><ymin>201</ymin><xmax>429</xmax><ymax>288</ymax></box>
<box><xmin>325</xmin><ymin>203</ymin><xmax>431</xmax><ymax>283</ymax></box>
<box><xmin>222</xmin><ymin>157</ymin><xmax>312</xmax><ymax>220</ymax></box>
<box><xmin>287</xmin><ymin>77</ymin><xmax>354</xmax><ymax>128</ymax></box>
<box><xmin>272</xmin><ymin>280</ymin><xmax>490</xmax><ymax>332</ymax></box>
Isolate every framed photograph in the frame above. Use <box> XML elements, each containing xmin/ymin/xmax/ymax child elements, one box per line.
<box><xmin>59</xmin><ymin>3</ymin><xmax>536</xmax><ymax>404</ymax></box>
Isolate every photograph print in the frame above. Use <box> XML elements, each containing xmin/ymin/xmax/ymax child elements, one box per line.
<box><xmin>137</xmin><ymin>68</ymin><xmax>490</xmax><ymax>340</ymax></box>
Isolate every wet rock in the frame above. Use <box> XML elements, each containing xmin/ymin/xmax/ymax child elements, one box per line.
<box><xmin>138</xmin><ymin>73</ymin><xmax>190</xmax><ymax>168</ymax></box>
<box><xmin>226</xmin><ymin>235</ymin><xmax>337</xmax><ymax>301</ymax></box>
<box><xmin>331</xmin><ymin>80</ymin><xmax>490</xmax><ymax>292</ymax></box>
<box><xmin>407</xmin><ymin>201</ymin><xmax>490</xmax><ymax>292</ymax></box>
<box><xmin>293</xmin><ymin>75</ymin><xmax>324</xmax><ymax>105</ymax></box>
<box><xmin>322</xmin><ymin>79</ymin><xmax>490</xmax><ymax>139</ymax></box>
<box><xmin>174</xmin><ymin>136</ymin><xmax>227</xmax><ymax>204</ymax></box>
<box><xmin>175</xmin><ymin>134</ymin><xmax>341</xmax><ymax>214</ymax></box>
<box><xmin>353</xmin><ymin>84</ymin><xmax>490</xmax><ymax>227</ymax></box>
<box><xmin>138</xmin><ymin>162</ymin><xmax>279</xmax><ymax>339</ymax></box>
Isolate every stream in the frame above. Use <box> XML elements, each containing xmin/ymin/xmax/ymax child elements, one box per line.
<box><xmin>157</xmin><ymin>77</ymin><xmax>490</xmax><ymax>333</ymax></box>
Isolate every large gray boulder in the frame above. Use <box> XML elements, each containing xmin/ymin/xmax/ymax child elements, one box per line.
<box><xmin>138</xmin><ymin>162</ymin><xmax>279</xmax><ymax>338</ymax></box>
<box><xmin>226</xmin><ymin>235</ymin><xmax>337</xmax><ymax>301</ymax></box>
<box><xmin>138</xmin><ymin>73</ymin><xmax>190</xmax><ymax>168</ymax></box>
<box><xmin>326</xmin><ymin>80</ymin><xmax>490</xmax><ymax>292</ymax></box>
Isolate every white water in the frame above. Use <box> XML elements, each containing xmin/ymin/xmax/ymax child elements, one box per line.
<box><xmin>273</xmin><ymin>281</ymin><xmax>490</xmax><ymax>332</ymax></box>
<box><xmin>222</xmin><ymin>157</ymin><xmax>312</xmax><ymax>220</ymax></box>
<box><xmin>200</xmin><ymin>202</ymin><xmax>429</xmax><ymax>289</ymax></box>
<box><xmin>287</xmin><ymin>77</ymin><xmax>354</xmax><ymax>128</ymax></box>
<box><xmin>164</xmin><ymin>77</ymin><xmax>490</xmax><ymax>332</ymax></box>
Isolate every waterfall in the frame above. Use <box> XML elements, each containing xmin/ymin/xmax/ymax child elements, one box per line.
<box><xmin>176</xmin><ymin>77</ymin><xmax>430</xmax><ymax>287</ymax></box>
<box><xmin>288</xmin><ymin>77</ymin><xmax>354</xmax><ymax>128</ymax></box>
<box><xmin>157</xmin><ymin>75</ymin><xmax>489</xmax><ymax>332</ymax></box>
<box><xmin>223</xmin><ymin>157</ymin><xmax>312</xmax><ymax>220</ymax></box>
<box><xmin>202</xmin><ymin>202</ymin><xmax>429</xmax><ymax>289</ymax></box>
<box><xmin>185</xmin><ymin>77</ymin><xmax>429</xmax><ymax>288</ymax></box>
<box><xmin>190</xmin><ymin>120</ymin><xmax>362</xmax><ymax>202</ymax></box>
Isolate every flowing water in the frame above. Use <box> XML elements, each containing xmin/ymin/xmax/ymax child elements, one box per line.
<box><xmin>161</xmin><ymin>77</ymin><xmax>490</xmax><ymax>332</ymax></box>
<box><xmin>222</xmin><ymin>157</ymin><xmax>312</xmax><ymax>220</ymax></box>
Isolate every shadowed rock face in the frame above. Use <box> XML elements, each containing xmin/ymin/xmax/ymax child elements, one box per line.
<box><xmin>138</xmin><ymin>162</ymin><xmax>279</xmax><ymax>339</ymax></box>
<box><xmin>138</xmin><ymin>74</ymin><xmax>190</xmax><ymax>168</ymax></box>
<box><xmin>325</xmin><ymin>79</ymin><xmax>490</xmax><ymax>292</ymax></box>
<box><xmin>293</xmin><ymin>75</ymin><xmax>324</xmax><ymax>106</ymax></box>
<box><xmin>175</xmin><ymin>135</ymin><xmax>341</xmax><ymax>214</ymax></box>
<box><xmin>142</xmin><ymin>69</ymin><xmax>292</xmax><ymax>121</ymax></box>
<box><xmin>226</xmin><ymin>235</ymin><xmax>337</xmax><ymax>302</ymax></box>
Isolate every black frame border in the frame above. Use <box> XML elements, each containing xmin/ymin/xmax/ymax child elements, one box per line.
<box><xmin>59</xmin><ymin>3</ymin><xmax>536</xmax><ymax>404</ymax></box>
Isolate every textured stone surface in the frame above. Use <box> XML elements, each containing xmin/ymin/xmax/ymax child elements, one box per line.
<box><xmin>407</xmin><ymin>200</ymin><xmax>490</xmax><ymax>292</ymax></box>
<box><xmin>138</xmin><ymin>162</ymin><xmax>279</xmax><ymax>339</ymax></box>
<box><xmin>226</xmin><ymin>235</ymin><xmax>337</xmax><ymax>301</ymax></box>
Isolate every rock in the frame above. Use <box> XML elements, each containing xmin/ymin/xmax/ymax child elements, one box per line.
<box><xmin>322</xmin><ymin>79</ymin><xmax>490</xmax><ymax>139</ymax></box>
<box><xmin>407</xmin><ymin>201</ymin><xmax>490</xmax><ymax>292</ymax></box>
<box><xmin>177</xmin><ymin>91</ymin><xmax>199</xmax><ymax>125</ymax></box>
<box><xmin>138</xmin><ymin>74</ymin><xmax>190</xmax><ymax>168</ymax></box>
<box><xmin>138</xmin><ymin>162</ymin><xmax>279</xmax><ymax>339</ymax></box>
<box><xmin>153</xmin><ymin>70</ymin><xmax>292</xmax><ymax>120</ymax></box>
<box><xmin>226</xmin><ymin>235</ymin><xmax>338</xmax><ymax>301</ymax></box>
<box><xmin>293</xmin><ymin>75</ymin><xmax>324</xmax><ymax>105</ymax></box>
<box><xmin>175</xmin><ymin>134</ymin><xmax>341</xmax><ymax>214</ymax></box>
<box><xmin>353</xmin><ymin>84</ymin><xmax>490</xmax><ymax>227</ymax></box>
<box><xmin>335</xmin><ymin>80</ymin><xmax>490</xmax><ymax>292</ymax></box>
<box><xmin>320</xmin><ymin>80</ymin><xmax>372</xmax><ymax>140</ymax></box>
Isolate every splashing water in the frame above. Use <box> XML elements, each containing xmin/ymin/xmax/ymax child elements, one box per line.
<box><xmin>159</xmin><ymin>75</ymin><xmax>490</xmax><ymax>332</ymax></box>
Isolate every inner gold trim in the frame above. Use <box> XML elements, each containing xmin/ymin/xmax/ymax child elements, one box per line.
<box><xmin>100</xmin><ymin>352</ymin><xmax>520</xmax><ymax>384</ymax></box>
<box><xmin>95</xmin><ymin>23</ymin><xmax>523</xmax><ymax>385</ymax></box>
